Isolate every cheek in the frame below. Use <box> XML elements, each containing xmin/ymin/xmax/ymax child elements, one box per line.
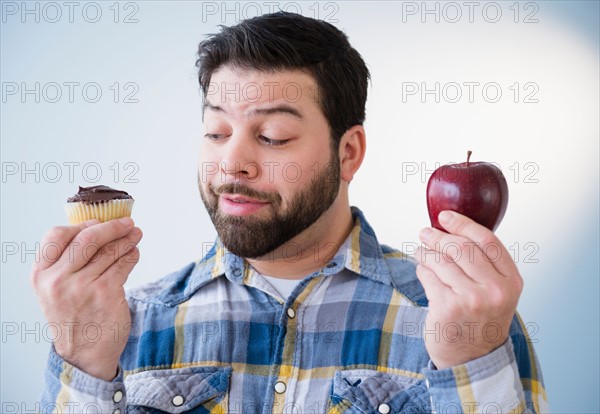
<box><xmin>198</xmin><ymin>141</ymin><xmax>215</xmax><ymax>163</ymax></box>
<box><xmin>198</xmin><ymin>142</ymin><xmax>222</xmax><ymax>182</ymax></box>
<box><xmin>277</xmin><ymin>162</ymin><xmax>305</xmax><ymax>187</ymax></box>
<box><xmin>198</xmin><ymin>157</ymin><xmax>219</xmax><ymax>187</ymax></box>
<box><xmin>272</xmin><ymin>161</ymin><xmax>318</xmax><ymax>199</ymax></box>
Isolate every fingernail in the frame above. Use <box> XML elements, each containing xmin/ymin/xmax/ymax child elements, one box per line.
<box><xmin>119</xmin><ymin>217</ymin><xmax>133</xmax><ymax>227</ymax></box>
<box><xmin>83</xmin><ymin>219</ymin><xmax>100</xmax><ymax>227</ymax></box>
<box><xmin>419</xmin><ymin>228</ymin><xmax>433</xmax><ymax>241</ymax></box>
<box><xmin>439</xmin><ymin>211</ymin><xmax>453</xmax><ymax>225</ymax></box>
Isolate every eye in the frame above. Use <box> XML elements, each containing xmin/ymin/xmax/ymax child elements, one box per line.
<box><xmin>259</xmin><ymin>135</ymin><xmax>289</xmax><ymax>147</ymax></box>
<box><xmin>204</xmin><ymin>133</ymin><xmax>223</xmax><ymax>141</ymax></box>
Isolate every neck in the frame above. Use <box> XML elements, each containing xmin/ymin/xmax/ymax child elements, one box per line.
<box><xmin>246</xmin><ymin>189</ymin><xmax>354</xmax><ymax>279</ymax></box>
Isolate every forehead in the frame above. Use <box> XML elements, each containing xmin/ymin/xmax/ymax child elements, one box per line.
<box><xmin>205</xmin><ymin>65</ymin><xmax>320</xmax><ymax>112</ymax></box>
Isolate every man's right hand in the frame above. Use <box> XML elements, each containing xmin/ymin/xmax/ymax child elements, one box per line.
<box><xmin>29</xmin><ymin>217</ymin><xmax>142</xmax><ymax>381</ymax></box>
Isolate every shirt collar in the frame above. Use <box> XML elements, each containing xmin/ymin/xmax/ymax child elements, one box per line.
<box><xmin>156</xmin><ymin>206</ymin><xmax>426</xmax><ymax>307</ymax></box>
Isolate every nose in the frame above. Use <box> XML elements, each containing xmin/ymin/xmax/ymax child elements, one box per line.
<box><xmin>219</xmin><ymin>134</ymin><xmax>260</xmax><ymax>182</ymax></box>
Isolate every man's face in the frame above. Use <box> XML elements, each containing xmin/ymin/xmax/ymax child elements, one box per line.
<box><xmin>198</xmin><ymin>65</ymin><xmax>340</xmax><ymax>259</ymax></box>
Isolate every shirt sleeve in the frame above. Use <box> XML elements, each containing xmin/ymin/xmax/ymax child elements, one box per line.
<box><xmin>422</xmin><ymin>314</ymin><xmax>549</xmax><ymax>413</ymax></box>
<box><xmin>40</xmin><ymin>345</ymin><xmax>127</xmax><ymax>414</ymax></box>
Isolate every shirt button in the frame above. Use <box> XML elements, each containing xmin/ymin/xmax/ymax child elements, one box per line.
<box><xmin>286</xmin><ymin>308</ymin><xmax>296</xmax><ymax>319</ymax></box>
<box><xmin>274</xmin><ymin>381</ymin><xmax>287</xmax><ymax>394</ymax></box>
<box><xmin>326</xmin><ymin>262</ymin><xmax>337</xmax><ymax>268</ymax></box>
<box><xmin>113</xmin><ymin>410</ymin><xmax>121</xmax><ymax>414</ymax></box>
<box><xmin>172</xmin><ymin>395</ymin><xmax>185</xmax><ymax>406</ymax></box>
<box><xmin>378</xmin><ymin>403</ymin><xmax>391</xmax><ymax>414</ymax></box>
<box><xmin>113</xmin><ymin>390</ymin><xmax>123</xmax><ymax>403</ymax></box>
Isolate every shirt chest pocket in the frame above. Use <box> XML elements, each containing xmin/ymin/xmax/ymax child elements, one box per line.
<box><xmin>328</xmin><ymin>369</ymin><xmax>431</xmax><ymax>414</ymax></box>
<box><xmin>124</xmin><ymin>366</ymin><xmax>231</xmax><ymax>413</ymax></box>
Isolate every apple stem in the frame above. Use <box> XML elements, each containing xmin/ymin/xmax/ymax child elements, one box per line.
<box><xmin>467</xmin><ymin>150</ymin><xmax>472</xmax><ymax>165</ymax></box>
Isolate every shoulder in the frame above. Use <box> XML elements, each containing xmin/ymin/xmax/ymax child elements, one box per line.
<box><xmin>349</xmin><ymin>206</ymin><xmax>428</xmax><ymax>306</ymax></box>
<box><xmin>124</xmin><ymin>242</ymin><xmax>225</xmax><ymax>307</ymax></box>
<box><xmin>380</xmin><ymin>244</ymin><xmax>428</xmax><ymax>307</ymax></box>
<box><xmin>125</xmin><ymin>261</ymin><xmax>197</xmax><ymax>306</ymax></box>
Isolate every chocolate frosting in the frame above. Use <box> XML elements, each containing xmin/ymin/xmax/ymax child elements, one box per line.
<box><xmin>67</xmin><ymin>185</ymin><xmax>133</xmax><ymax>204</ymax></box>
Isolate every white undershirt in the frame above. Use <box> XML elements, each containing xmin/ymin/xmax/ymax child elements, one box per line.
<box><xmin>261</xmin><ymin>275</ymin><xmax>302</xmax><ymax>299</ymax></box>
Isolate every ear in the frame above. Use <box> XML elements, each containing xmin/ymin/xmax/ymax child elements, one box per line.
<box><xmin>338</xmin><ymin>125</ymin><xmax>366</xmax><ymax>182</ymax></box>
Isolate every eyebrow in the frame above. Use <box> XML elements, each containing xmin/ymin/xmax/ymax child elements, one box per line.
<box><xmin>203</xmin><ymin>101</ymin><xmax>304</xmax><ymax>120</ymax></box>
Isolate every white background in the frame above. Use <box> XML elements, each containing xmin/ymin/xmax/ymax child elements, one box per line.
<box><xmin>1</xmin><ymin>1</ymin><xmax>599</xmax><ymax>411</ymax></box>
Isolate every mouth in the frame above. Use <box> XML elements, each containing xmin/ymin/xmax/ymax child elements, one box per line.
<box><xmin>221</xmin><ymin>194</ymin><xmax>269</xmax><ymax>204</ymax></box>
<box><xmin>218</xmin><ymin>194</ymin><xmax>270</xmax><ymax>216</ymax></box>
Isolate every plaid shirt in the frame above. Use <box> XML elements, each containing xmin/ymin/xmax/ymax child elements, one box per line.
<box><xmin>41</xmin><ymin>207</ymin><xmax>548</xmax><ymax>413</ymax></box>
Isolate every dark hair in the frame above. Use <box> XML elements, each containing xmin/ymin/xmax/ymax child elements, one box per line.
<box><xmin>196</xmin><ymin>12</ymin><xmax>370</xmax><ymax>148</ymax></box>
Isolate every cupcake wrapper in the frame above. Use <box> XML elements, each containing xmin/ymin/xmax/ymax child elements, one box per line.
<box><xmin>64</xmin><ymin>199</ymin><xmax>134</xmax><ymax>225</ymax></box>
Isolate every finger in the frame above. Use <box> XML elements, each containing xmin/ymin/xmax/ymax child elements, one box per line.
<box><xmin>413</xmin><ymin>247</ymin><xmax>475</xmax><ymax>293</ymax></box>
<box><xmin>99</xmin><ymin>246</ymin><xmax>140</xmax><ymax>286</ymax></box>
<box><xmin>415</xmin><ymin>263</ymin><xmax>455</xmax><ymax>301</ymax></box>
<box><xmin>81</xmin><ymin>227</ymin><xmax>143</xmax><ymax>279</ymax></box>
<box><xmin>419</xmin><ymin>226</ymin><xmax>497</xmax><ymax>284</ymax></box>
<box><xmin>436</xmin><ymin>210</ymin><xmax>518</xmax><ymax>277</ymax></box>
<box><xmin>56</xmin><ymin>217</ymin><xmax>135</xmax><ymax>273</ymax></box>
<box><xmin>34</xmin><ymin>219</ymin><xmax>100</xmax><ymax>272</ymax></box>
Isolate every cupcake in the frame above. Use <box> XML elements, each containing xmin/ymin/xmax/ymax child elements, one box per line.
<box><xmin>65</xmin><ymin>185</ymin><xmax>134</xmax><ymax>225</ymax></box>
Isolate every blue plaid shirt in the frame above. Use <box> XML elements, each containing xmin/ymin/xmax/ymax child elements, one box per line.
<box><xmin>41</xmin><ymin>207</ymin><xmax>548</xmax><ymax>413</ymax></box>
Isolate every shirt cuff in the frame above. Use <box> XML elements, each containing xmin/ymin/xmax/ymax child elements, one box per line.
<box><xmin>44</xmin><ymin>345</ymin><xmax>126</xmax><ymax>413</ymax></box>
<box><xmin>422</xmin><ymin>339</ymin><xmax>525</xmax><ymax>410</ymax></box>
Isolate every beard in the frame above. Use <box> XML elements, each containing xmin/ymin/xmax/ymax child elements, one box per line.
<box><xmin>199</xmin><ymin>152</ymin><xmax>341</xmax><ymax>259</ymax></box>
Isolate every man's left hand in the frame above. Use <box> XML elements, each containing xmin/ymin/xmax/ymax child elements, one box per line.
<box><xmin>413</xmin><ymin>210</ymin><xmax>523</xmax><ymax>370</ymax></box>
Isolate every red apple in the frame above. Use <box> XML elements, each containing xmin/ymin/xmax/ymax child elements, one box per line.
<box><xmin>426</xmin><ymin>151</ymin><xmax>508</xmax><ymax>232</ymax></box>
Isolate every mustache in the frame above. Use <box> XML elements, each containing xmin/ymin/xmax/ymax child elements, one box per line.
<box><xmin>209</xmin><ymin>182</ymin><xmax>282</xmax><ymax>204</ymax></box>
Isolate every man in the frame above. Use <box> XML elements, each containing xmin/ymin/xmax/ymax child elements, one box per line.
<box><xmin>32</xmin><ymin>12</ymin><xmax>547</xmax><ymax>413</ymax></box>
